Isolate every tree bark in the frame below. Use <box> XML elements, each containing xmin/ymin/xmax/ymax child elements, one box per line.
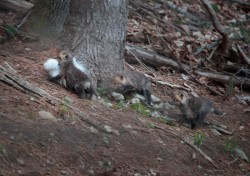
<box><xmin>29</xmin><ymin>0</ymin><xmax>70</xmax><ymax>37</ymax></box>
<box><xmin>60</xmin><ymin>0</ymin><xmax>128</xmax><ymax>88</ymax></box>
<box><xmin>30</xmin><ymin>0</ymin><xmax>128</xmax><ymax>88</ymax></box>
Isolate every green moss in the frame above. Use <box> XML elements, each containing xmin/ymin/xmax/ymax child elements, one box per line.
<box><xmin>130</xmin><ymin>103</ymin><xmax>150</xmax><ymax>116</ymax></box>
<box><xmin>193</xmin><ymin>133</ymin><xmax>205</xmax><ymax>147</ymax></box>
<box><xmin>157</xmin><ymin>116</ymin><xmax>176</xmax><ymax>126</ymax></box>
<box><xmin>211</xmin><ymin>3</ymin><xmax>220</xmax><ymax>12</ymax></box>
<box><xmin>240</xmin><ymin>28</ymin><xmax>250</xmax><ymax>43</ymax></box>
<box><xmin>146</xmin><ymin>122</ymin><xmax>155</xmax><ymax>129</ymax></box>
<box><xmin>223</xmin><ymin>137</ymin><xmax>236</xmax><ymax>153</ymax></box>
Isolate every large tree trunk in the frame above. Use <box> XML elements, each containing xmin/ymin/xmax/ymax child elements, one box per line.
<box><xmin>30</xmin><ymin>0</ymin><xmax>128</xmax><ymax>88</ymax></box>
<box><xmin>61</xmin><ymin>0</ymin><xmax>128</xmax><ymax>87</ymax></box>
<box><xmin>29</xmin><ymin>0</ymin><xmax>70</xmax><ymax>37</ymax></box>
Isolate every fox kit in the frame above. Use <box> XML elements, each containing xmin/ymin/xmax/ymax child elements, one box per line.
<box><xmin>174</xmin><ymin>92</ymin><xmax>225</xmax><ymax>129</ymax></box>
<box><xmin>112</xmin><ymin>70</ymin><xmax>152</xmax><ymax>105</ymax></box>
<box><xmin>43</xmin><ymin>51</ymin><xmax>98</xmax><ymax>99</ymax></box>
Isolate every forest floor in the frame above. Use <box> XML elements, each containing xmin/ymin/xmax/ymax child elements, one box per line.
<box><xmin>0</xmin><ymin>0</ymin><xmax>250</xmax><ymax>176</ymax></box>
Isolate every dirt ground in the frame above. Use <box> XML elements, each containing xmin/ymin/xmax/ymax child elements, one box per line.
<box><xmin>0</xmin><ymin>0</ymin><xmax>250</xmax><ymax>174</ymax></box>
<box><xmin>0</xmin><ymin>35</ymin><xmax>249</xmax><ymax>176</ymax></box>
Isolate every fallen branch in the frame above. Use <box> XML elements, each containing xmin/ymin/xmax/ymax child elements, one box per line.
<box><xmin>211</xmin><ymin>125</ymin><xmax>233</xmax><ymax>135</ymax></box>
<box><xmin>223</xmin><ymin>64</ymin><xmax>250</xmax><ymax>76</ymax></box>
<box><xmin>183</xmin><ymin>137</ymin><xmax>218</xmax><ymax>168</ymax></box>
<box><xmin>126</xmin><ymin>49</ymin><xmax>155</xmax><ymax>74</ymax></box>
<box><xmin>204</xmin><ymin>121</ymin><xmax>228</xmax><ymax>129</ymax></box>
<box><xmin>175</xmin><ymin>56</ymin><xmax>224</xmax><ymax>96</ymax></box>
<box><xmin>201</xmin><ymin>0</ymin><xmax>229</xmax><ymax>56</ymax></box>
<box><xmin>205</xmin><ymin>121</ymin><xmax>233</xmax><ymax>135</ymax></box>
<box><xmin>0</xmin><ymin>0</ymin><xmax>34</xmax><ymax>14</ymax></box>
<box><xmin>236</xmin><ymin>45</ymin><xmax>250</xmax><ymax>66</ymax></box>
<box><xmin>0</xmin><ymin>65</ymin><xmax>107</xmax><ymax>133</ymax></box>
<box><xmin>125</xmin><ymin>43</ymin><xmax>187</xmax><ymax>71</ymax></box>
<box><xmin>157</xmin><ymin>80</ymin><xmax>191</xmax><ymax>91</ymax></box>
<box><xmin>195</xmin><ymin>69</ymin><xmax>250</xmax><ymax>89</ymax></box>
<box><xmin>126</xmin><ymin>43</ymin><xmax>250</xmax><ymax>89</ymax></box>
<box><xmin>153</xmin><ymin>124</ymin><xmax>218</xmax><ymax>168</ymax></box>
<box><xmin>0</xmin><ymin>73</ymin><xmax>26</xmax><ymax>93</ymax></box>
<box><xmin>153</xmin><ymin>124</ymin><xmax>179</xmax><ymax>137</ymax></box>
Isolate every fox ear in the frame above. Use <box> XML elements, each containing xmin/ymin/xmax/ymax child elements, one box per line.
<box><xmin>180</xmin><ymin>93</ymin><xmax>184</xmax><ymax>99</ymax></box>
<box><xmin>119</xmin><ymin>75</ymin><xmax>124</xmax><ymax>80</ymax></box>
<box><xmin>65</xmin><ymin>53</ymin><xmax>73</xmax><ymax>60</ymax></box>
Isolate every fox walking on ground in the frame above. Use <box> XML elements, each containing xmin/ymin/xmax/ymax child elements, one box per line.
<box><xmin>174</xmin><ymin>91</ymin><xmax>225</xmax><ymax>129</ymax></box>
<box><xmin>112</xmin><ymin>70</ymin><xmax>152</xmax><ymax>105</ymax></box>
<box><xmin>43</xmin><ymin>51</ymin><xmax>98</xmax><ymax>99</ymax></box>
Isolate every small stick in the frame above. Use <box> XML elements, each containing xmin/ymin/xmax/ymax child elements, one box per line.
<box><xmin>211</xmin><ymin>125</ymin><xmax>233</xmax><ymax>135</ymax></box>
<box><xmin>183</xmin><ymin>137</ymin><xmax>218</xmax><ymax>168</ymax></box>
<box><xmin>236</xmin><ymin>44</ymin><xmax>250</xmax><ymax>66</ymax></box>
<box><xmin>17</xmin><ymin>10</ymin><xmax>32</xmax><ymax>29</ymax></box>
<box><xmin>153</xmin><ymin>123</ymin><xmax>218</xmax><ymax>168</ymax></box>
<box><xmin>204</xmin><ymin>121</ymin><xmax>227</xmax><ymax>129</ymax></box>
<box><xmin>126</xmin><ymin>49</ymin><xmax>155</xmax><ymax>73</ymax></box>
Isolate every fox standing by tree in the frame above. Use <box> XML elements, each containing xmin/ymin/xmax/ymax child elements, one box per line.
<box><xmin>112</xmin><ymin>70</ymin><xmax>152</xmax><ymax>105</ymax></box>
<box><xmin>43</xmin><ymin>51</ymin><xmax>98</xmax><ymax>99</ymax></box>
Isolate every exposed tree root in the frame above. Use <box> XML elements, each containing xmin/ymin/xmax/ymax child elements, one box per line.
<box><xmin>201</xmin><ymin>0</ymin><xmax>229</xmax><ymax>56</ymax></box>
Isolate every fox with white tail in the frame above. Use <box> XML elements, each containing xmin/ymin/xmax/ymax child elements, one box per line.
<box><xmin>43</xmin><ymin>51</ymin><xmax>98</xmax><ymax>99</ymax></box>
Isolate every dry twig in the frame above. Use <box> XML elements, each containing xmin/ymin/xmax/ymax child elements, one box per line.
<box><xmin>126</xmin><ymin>44</ymin><xmax>250</xmax><ymax>89</ymax></box>
<box><xmin>211</xmin><ymin>125</ymin><xmax>233</xmax><ymax>135</ymax></box>
<box><xmin>175</xmin><ymin>57</ymin><xmax>224</xmax><ymax>96</ymax></box>
<box><xmin>154</xmin><ymin>124</ymin><xmax>218</xmax><ymax>168</ymax></box>
<box><xmin>236</xmin><ymin>45</ymin><xmax>250</xmax><ymax>66</ymax></box>
<box><xmin>183</xmin><ymin>137</ymin><xmax>218</xmax><ymax>168</ymax></box>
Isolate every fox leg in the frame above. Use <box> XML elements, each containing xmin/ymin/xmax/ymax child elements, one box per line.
<box><xmin>142</xmin><ymin>89</ymin><xmax>152</xmax><ymax>106</ymax></box>
<box><xmin>196</xmin><ymin>112</ymin><xmax>207</xmax><ymax>124</ymax></box>
<box><xmin>75</xmin><ymin>83</ymin><xmax>86</xmax><ymax>99</ymax></box>
<box><xmin>179</xmin><ymin>104</ymin><xmax>196</xmax><ymax>129</ymax></box>
<box><xmin>191</xmin><ymin>112</ymin><xmax>207</xmax><ymax>129</ymax></box>
<box><xmin>86</xmin><ymin>84</ymin><xmax>99</xmax><ymax>100</ymax></box>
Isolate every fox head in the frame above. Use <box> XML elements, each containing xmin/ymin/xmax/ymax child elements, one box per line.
<box><xmin>173</xmin><ymin>91</ymin><xmax>189</xmax><ymax>104</ymax></box>
<box><xmin>112</xmin><ymin>74</ymin><xmax>127</xmax><ymax>86</ymax></box>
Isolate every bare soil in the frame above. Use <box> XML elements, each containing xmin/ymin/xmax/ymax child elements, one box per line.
<box><xmin>0</xmin><ymin>37</ymin><xmax>249</xmax><ymax>176</ymax></box>
<box><xmin>1</xmin><ymin>0</ymin><xmax>250</xmax><ymax>174</ymax></box>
